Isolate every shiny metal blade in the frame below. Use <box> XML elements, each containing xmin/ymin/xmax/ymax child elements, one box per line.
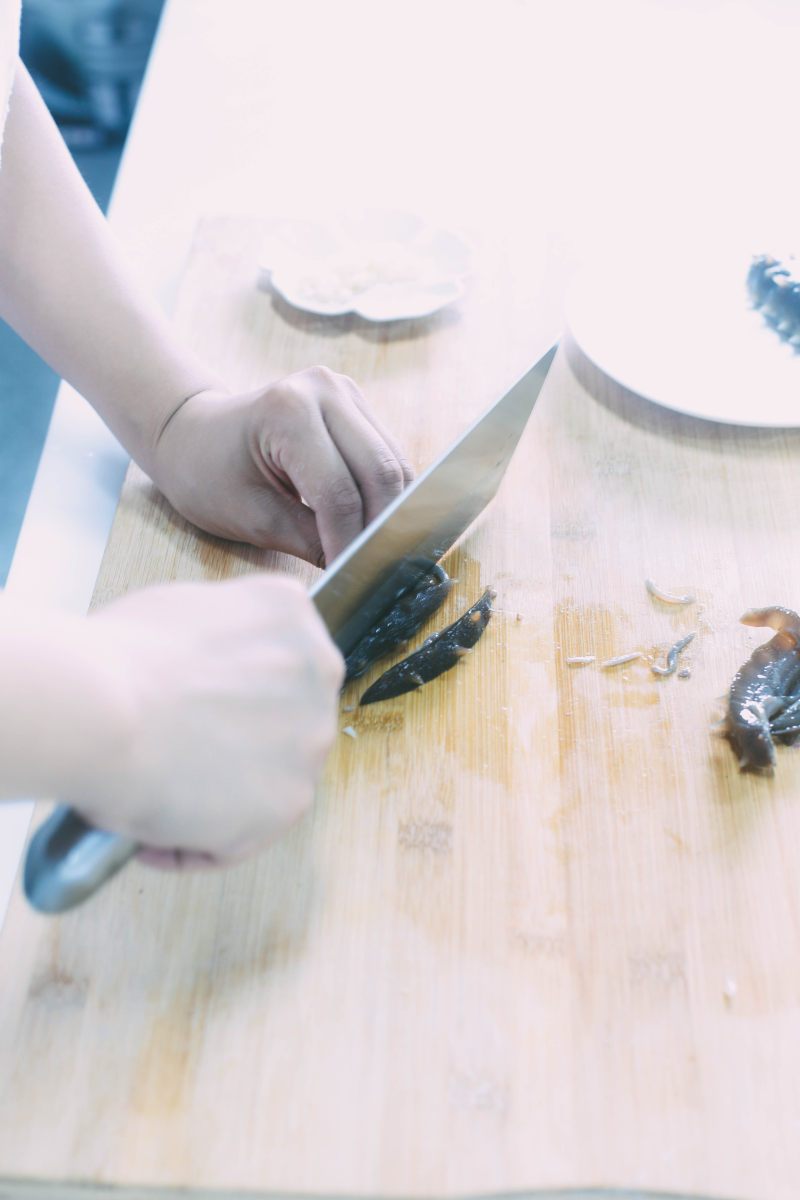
<box><xmin>24</xmin><ymin>810</ymin><xmax>137</xmax><ymax>914</ymax></box>
<box><xmin>311</xmin><ymin>342</ymin><xmax>558</xmax><ymax>655</ymax></box>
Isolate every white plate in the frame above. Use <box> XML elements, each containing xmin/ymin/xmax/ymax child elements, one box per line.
<box><xmin>258</xmin><ymin>210</ymin><xmax>471</xmax><ymax>321</ymax></box>
<box><xmin>566</xmin><ymin>244</ymin><xmax>800</xmax><ymax>427</ymax></box>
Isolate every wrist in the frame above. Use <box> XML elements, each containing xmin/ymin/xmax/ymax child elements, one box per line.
<box><xmin>145</xmin><ymin>386</ymin><xmax>240</xmax><ymax>527</ymax></box>
<box><xmin>122</xmin><ymin>372</ymin><xmax>230</xmax><ymax>483</ymax></box>
<box><xmin>151</xmin><ymin>385</ymin><xmax>232</xmax><ymax>454</ymax></box>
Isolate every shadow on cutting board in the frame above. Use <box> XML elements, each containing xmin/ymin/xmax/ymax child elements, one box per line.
<box><xmin>565</xmin><ymin>333</ymin><xmax>800</xmax><ymax>457</ymax></box>
<box><xmin>261</xmin><ymin>278</ymin><xmax>463</xmax><ymax>345</ymax></box>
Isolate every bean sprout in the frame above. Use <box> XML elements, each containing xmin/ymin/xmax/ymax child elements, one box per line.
<box><xmin>599</xmin><ymin>652</ymin><xmax>641</xmax><ymax>668</ymax></box>
<box><xmin>646</xmin><ymin>578</ymin><xmax>696</xmax><ymax>606</ymax></box>
<box><xmin>650</xmin><ymin>632</ymin><xmax>696</xmax><ymax>677</ymax></box>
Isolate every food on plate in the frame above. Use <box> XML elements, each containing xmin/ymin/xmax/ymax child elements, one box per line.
<box><xmin>294</xmin><ymin>243</ymin><xmax>445</xmax><ymax>307</ymax></box>
<box><xmin>650</xmin><ymin>631</ymin><xmax>696</xmax><ymax>677</ymax></box>
<box><xmin>722</xmin><ymin>606</ymin><xmax>800</xmax><ymax>770</ymax></box>
<box><xmin>747</xmin><ymin>254</ymin><xmax>800</xmax><ymax>344</ymax></box>
<box><xmin>747</xmin><ymin>254</ymin><xmax>786</xmax><ymax>306</ymax></box>
<box><xmin>359</xmin><ymin>588</ymin><xmax>494</xmax><ymax>705</ymax></box>
<box><xmin>343</xmin><ymin>564</ymin><xmax>454</xmax><ymax>683</ymax></box>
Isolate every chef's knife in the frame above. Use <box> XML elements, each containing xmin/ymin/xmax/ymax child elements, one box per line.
<box><xmin>23</xmin><ymin>342</ymin><xmax>558</xmax><ymax>913</ymax></box>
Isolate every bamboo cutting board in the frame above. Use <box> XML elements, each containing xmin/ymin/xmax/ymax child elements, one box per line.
<box><xmin>2</xmin><ymin>216</ymin><xmax>800</xmax><ymax>1200</ymax></box>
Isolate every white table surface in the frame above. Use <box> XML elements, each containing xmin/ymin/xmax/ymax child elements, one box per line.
<box><xmin>3</xmin><ymin>0</ymin><xmax>800</xmax><ymax>925</ymax></box>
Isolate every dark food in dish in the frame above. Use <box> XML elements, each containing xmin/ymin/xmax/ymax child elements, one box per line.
<box><xmin>747</xmin><ymin>254</ymin><xmax>800</xmax><ymax>344</ymax></box>
<box><xmin>359</xmin><ymin>588</ymin><xmax>494</xmax><ymax>705</ymax></box>
<box><xmin>723</xmin><ymin>606</ymin><xmax>800</xmax><ymax>770</ymax></box>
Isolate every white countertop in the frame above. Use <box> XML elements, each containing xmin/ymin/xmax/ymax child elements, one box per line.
<box><xmin>3</xmin><ymin>0</ymin><xmax>800</xmax><ymax>924</ymax></box>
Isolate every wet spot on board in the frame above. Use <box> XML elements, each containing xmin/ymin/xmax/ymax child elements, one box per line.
<box><xmin>592</xmin><ymin>452</ymin><xmax>636</xmax><ymax>479</ymax></box>
<box><xmin>352</xmin><ymin>707</ymin><xmax>405</xmax><ymax>732</ymax></box>
<box><xmin>28</xmin><ymin>969</ymin><xmax>88</xmax><ymax>1008</ymax></box>
<box><xmin>515</xmin><ymin>931</ymin><xmax>568</xmax><ymax>960</ymax></box>
<box><xmin>449</xmin><ymin>1068</ymin><xmax>509</xmax><ymax>1115</ymax></box>
<box><xmin>628</xmin><ymin>950</ymin><xmax>686</xmax><ymax>988</ymax></box>
<box><xmin>398</xmin><ymin>821</ymin><xmax>454</xmax><ymax>853</ymax></box>
<box><xmin>551</xmin><ymin>516</ymin><xmax>597</xmax><ymax>541</ymax></box>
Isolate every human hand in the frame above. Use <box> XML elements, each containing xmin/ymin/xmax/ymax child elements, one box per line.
<box><xmin>68</xmin><ymin>574</ymin><xmax>343</xmax><ymax>868</ymax></box>
<box><xmin>0</xmin><ymin>71</ymin><xmax>409</xmax><ymax>569</ymax></box>
<box><xmin>149</xmin><ymin>367</ymin><xmax>413</xmax><ymax>567</ymax></box>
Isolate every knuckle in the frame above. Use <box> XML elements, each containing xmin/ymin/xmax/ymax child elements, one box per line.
<box><xmin>234</xmin><ymin>572</ymin><xmax>304</xmax><ymax>617</ymax></box>
<box><xmin>297</xmin><ymin>780</ymin><xmax>318</xmax><ymax>815</ymax></box>
<box><xmin>317</xmin><ymin>636</ymin><xmax>345</xmax><ymax>688</ymax></box>
<box><xmin>304</xmin><ymin>364</ymin><xmax>360</xmax><ymax>402</ymax></box>
<box><xmin>306</xmin><ymin>364</ymin><xmax>336</xmax><ymax>384</ymax></box>
<box><xmin>263</xmin><ymin>574</ymin><xmax>305</xmax><ymax>602</ymax></box>
<box><xmin>370</xmin><ymin>452</ymin><xmax>406</xmax><ymax>494</ymax></box>
<box><xmin>298</xmin><ymin>632</ymin><xmax>344</xmax><ymax>694</ymax></box>
<box><xmin>263</xmin><ymin>376</ymin><xmax>313</xmax><ymax>421</ymax></box>
<box><xmin>267</xmin><ymin>773</ymin><xmax>322</xmax><ymax>834</ymax></box>
<box><xmin>279</xmin><ymin>601</ymin><xmax>344</xmax><ymax>687</ymax></box>
<box><xmin>318</xmin><ymin>476</ymin><xmax>363</xmax><ymax>521</ymax></box>
<box><xmin>306</xmin><ymin>364</ymin><xmax>348</xmax><ymax>388</ymax></box>
<box><xmin>282</xmin><ymin>784</ymin><xmax>316</xmax><ymax>829</ymax></box>
<box><xmin>280</xmin><ymin>365</ymin><xmax>335</xmax><ymax>398</ymax></box>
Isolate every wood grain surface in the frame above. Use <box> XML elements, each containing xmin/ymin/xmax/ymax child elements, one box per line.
<box><xmin>2</xmin><ymin>216</ymin><xmax>800</xmax><ymax>1200</ymax></box>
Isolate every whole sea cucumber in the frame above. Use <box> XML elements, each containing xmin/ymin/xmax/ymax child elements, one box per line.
<box><xmin>723</xmin><ymin>606</ymin><xmax>800</xmax><ymax>770</ymax></box>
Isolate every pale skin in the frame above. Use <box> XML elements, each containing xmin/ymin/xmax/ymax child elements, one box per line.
<box><xmin>0</xmin><ymin>61</ymin><xmax>412</xmax><ymax>868</ymax></box>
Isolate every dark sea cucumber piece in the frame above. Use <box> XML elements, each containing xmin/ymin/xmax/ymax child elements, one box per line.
<box><xmin>343</xmin><ymin>565</ymin><xmax>454</xmax><ymax>683</ymax></box>
<box><xmin>359</xmin><ymin>588</ymin><xmax>494</xmax><ymax>705</ymax></box>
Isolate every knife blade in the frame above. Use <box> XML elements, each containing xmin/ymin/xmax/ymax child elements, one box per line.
<box><xmin>23</xmin><ymin>342</ymin><xmax>558</xmax><ymax>913</ymax></box>
<box><xmin>310</xmin><ymin>342</ymin><xmax>558</xmax><ymax>655</ymax></box>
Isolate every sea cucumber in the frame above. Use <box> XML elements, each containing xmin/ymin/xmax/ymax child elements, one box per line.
<box><xmin>723</xmin><ymin>606</ymin><xmax>800</xmax><ymax>770</ymax></box>
<box><xmin>344</xmin><ymin>564</ymin><xmax>454</xmax><ymax>683</ymax></box>
<box><xmin>359</xmin><ymin>588</ymin><xmax>494</xmax><ymax>705</ymax></box>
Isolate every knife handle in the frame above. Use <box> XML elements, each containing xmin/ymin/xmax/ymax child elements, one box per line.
<box><xmin>23</xmin><ymin>804</ymin><xmax>138</xmax><ymax>914</ymax></box>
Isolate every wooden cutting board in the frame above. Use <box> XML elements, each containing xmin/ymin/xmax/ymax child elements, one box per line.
<box><xmin>2</xmin><ymin>216</ymin><xmax>800</xmax><ymax>1200</ymax></box>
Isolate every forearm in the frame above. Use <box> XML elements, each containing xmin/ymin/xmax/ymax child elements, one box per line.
<box><xmin>0</xmin><ymin>594</ymin><xmax>132</xmax><ymax>803</ymax></box>
<box><xmin>0</xmin><ymin>61</ymin><xmax>224</xmax><ymax>471</ymax></box>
